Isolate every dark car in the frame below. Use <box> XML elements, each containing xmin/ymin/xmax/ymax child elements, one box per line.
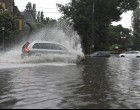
<box><xmin>90</xmin><ymin>51</ymin><xmax>110</xmax><ymax>57</ymax></box>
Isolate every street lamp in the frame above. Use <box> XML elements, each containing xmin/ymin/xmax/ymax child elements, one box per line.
<box><xmin>1</xmin><ymin>27</ymin><xmax>5</xmax><ymax>51</ymax></box>
<box><xmin>121</xmin><ymin>36</ymin><xmax>126</xmax><ymax>39</ymax></box>
<box><xmin>90</xmin><ymin>44</ymin><xmax>94</xmax><ymax>54</ymax></box>
<box><xmin>121</xmin><ymin>36</ymin><xmax>126</xmax><ymax>50</ymax></box>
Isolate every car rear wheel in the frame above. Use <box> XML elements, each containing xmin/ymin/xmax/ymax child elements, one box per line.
<box><xmin>121</xmin><ymin>55</ymin><xmax>125</xmax><ymax>57</ymax></box>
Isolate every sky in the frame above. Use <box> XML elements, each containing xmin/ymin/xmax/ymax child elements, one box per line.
<box><xmin>112</xmin><ymin>11</ymin><xmax>133</xmax><ymax>29</ymax></box>
<box><xmin>14</xmin><ymin>0</ymin><xmax>70</xmax><ymax>19</ymax></box>
<box><xmin>14</xmin><ymin>0</ymin><xmax>132</xmax><ymax>29</ymax></box>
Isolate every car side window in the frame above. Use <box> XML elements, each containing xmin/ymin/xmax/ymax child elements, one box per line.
<box><xmin>32</xmin><ymin>43</ymin><xmax>67</xmax><ymax>51</ymax></box>
<box><xmin>132</xmin><ymin>52</ymin><xmax>139</xmax><ymax>54</ymax></box>
<box><xmin>33</xmin><ymin>43</ymin><xmax>44</xmax><ymax>49</ymax></box>
<box><xmin>56</xmin><ymin>45</ymin><xmax>67</xmax><ymax>51</ymax></box>
<box><xmin>126</xmin><ymin>52</ymin><xmax>132</xmax><ymax>54</ymax></box>
<box><xmin>52</xmin><ymin>44</ymin><xmax>60</xmax><ymax>50</ymax></box>
<box><xmin>47</xmin><ymin>44</ymin><xmax>55</xmax><ymax>49</ymax></box>
<box><xmin>33</xmin><ymin>43</ymin><xmax>51</xmax><ymax>49</ymax></box>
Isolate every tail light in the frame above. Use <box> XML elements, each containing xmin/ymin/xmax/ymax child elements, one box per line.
<box><xmin>24</xmin><ymin>47</ymin><xmax>30</xmax><ymax>53</ymax></box>
<box><xmin>23</xmin><ymin>42</ymin><xmax>30</xmax><ymax>53</ymax></box>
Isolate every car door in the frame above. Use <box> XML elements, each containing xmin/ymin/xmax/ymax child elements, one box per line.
<box><xmin>132</xmin><ymin>51</ymin><xmax>139</xmax><ymax>58</ymax></box>
<box><xmin>31</xmin><ymin>43</ymin><xmax>49</xmax><ymax>56</ymax></box>
<box><xmin>43</xmin><ymin>43</ymin><xmax>68</xmax><ymax>55</ymax></box>
<box><xmin>126</xmin><ymin>51</ymin><xmax>137</xmax><ymax>58</ymax></box>
<box><xmin>125</xmin><ymin>51</ymin><xmax>132</xmax><ymax>58</ymax></box>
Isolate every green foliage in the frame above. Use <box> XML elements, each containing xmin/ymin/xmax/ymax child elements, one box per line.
<box><xmin>109</xmin><ymin>44</ymin><xmax>121</xmax><ymax>51</ymax></box>
<box><xmin>57</xmin><ymin>0</ymin><xmax>139</xmax><ymax>54</ymax></box>
<box><xmin>0</xmin><ymin>12</ymin><xmax>19</xmax><ymax>46</ymax></box>
<box><xmin>107</xmin><ymin>25</ymin><xmax>132</xmax><ymax>50</ymax></box>
<box><xmin>132</xmin><ymin>6</ymin><xmax>140</xmax><ymax>50</ymax></box>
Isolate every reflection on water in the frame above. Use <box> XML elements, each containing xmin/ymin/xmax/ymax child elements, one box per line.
<box><xmin>1</xmin><ymin>57</ymin><xmax>140</xmax><ymax>109</ymax></box>
<box><xmin>107</xmin><ymin>58</ymin><xmax>140</xmax><ymax>109</ymax></box>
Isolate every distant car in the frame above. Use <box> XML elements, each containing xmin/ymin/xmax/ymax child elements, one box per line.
<box><xmin>119</xmin><ymin>51</ymin><xmax>140</xmax><ymax>58</ymax></box>
<box><xmin>21</xmin><ymin>41</ymin><xmax>85</xmax><ymax>63</ymax></box>
<box><xmin>90</xmin><ymin>51</ymin><xmax>110</xmax><ymax>57</ymax></box>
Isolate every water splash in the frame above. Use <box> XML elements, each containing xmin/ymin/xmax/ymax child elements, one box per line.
<box><xmin>0</xmin><ymin>26</ymin><xmax>83</xmax><ymax>64</ymax></box>
<box><xmin>29</xmin><ymin>27</ymin><xmax>83</xmax><ymax>55</ymax></box>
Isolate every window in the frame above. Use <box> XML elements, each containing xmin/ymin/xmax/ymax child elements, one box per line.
<box><xmin>54</xmin><ymin>44</ymin><xmax>67</xmax><ymax>50</ymax></box>
<box><xmin>132</xmin><ymin>52</ymin><xmax>139</xmax><ymax>54</ymax></box>
<box><xmin>33</xmin><ymin>43</ymin><xmax>45</xmax><ymax>49</ymax></box>
<box><xmin>33</xmin><ymin>43</ymin><xmax>67</xmax><ymax>51</ymax></box>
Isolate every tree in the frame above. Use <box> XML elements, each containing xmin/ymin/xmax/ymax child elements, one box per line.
<box><xmin>32</xmin><ymin>4</ymin><xmax>37</xmax><ymax>20</ymax></box>
<box><xmin>41</xmin><ymin>11</ymin><xmax>45</xmax><ymax>24</ymax></box>
<box><xmin>25</xmin><ymin>2</ymin><xmax>37</xmax><ymax>20</ymax></box>
<box><xmin>57</xmin><ymin>0</ymin><xmax>139</xmax><ymax>54</ymax></box>
<box><xmin>25</xmin><ymin>2</ymin><xmax>32</xmax><ymax>11</ymax></box>
<box><xmin>107</xmin><ymin>25</ymin><xmax>132</xmax><ymax>51</ymax></box>
<box><xmin>132</xmin><ymin>6</ymin><xmax>140</xmax><ymax>50</ymax></box>
<box><xmin>0</xmin><ymin>12</ymin><xmax>19</xmax><ymax>48</ymax></box>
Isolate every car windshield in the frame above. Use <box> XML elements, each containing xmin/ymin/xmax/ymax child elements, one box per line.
<box><xmin>125</xmin><ymin>51</ymin><xmax>139</xmax><ymax>54</ymax></box>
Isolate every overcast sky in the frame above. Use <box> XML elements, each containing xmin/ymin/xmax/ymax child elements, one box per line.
<box><xmin>14</xmin><ymin>0</ymin><xmax>132</xmax><ymax>29</ymax></box>
<box><xmin>112</xmin><ymin>11</ymin><xmax>133</xmax><ymax>29</ymax></box>
<box><xmin>14</xmin><ymin>0</ymin><xmax>70</xmax><ymax>19</ymax></box>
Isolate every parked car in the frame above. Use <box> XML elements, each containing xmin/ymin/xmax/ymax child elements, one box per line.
<box><xmin>21</xmin><ymin>41</ymin><xmax>85</xmax><ymax>63</ymax></box>
<box><xmin>90</xmin><ymin>51</ymin><xmax>110</xmax><ymax>57</ymax></box>
<box><xmin>119</xmin><ymin>51</ymin><xmax>140</xmax><ymax>58</ymax></box>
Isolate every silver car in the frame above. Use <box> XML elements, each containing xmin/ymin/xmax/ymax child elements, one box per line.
<box><xmin>21</xmin><ymin>41</ymin><xmax>85</xmax><ymax>63</ymax></box>
<box><xmin>119</xmin><ymin>51</ymin><xmax>140</xmax><ymax>58</ymax></box>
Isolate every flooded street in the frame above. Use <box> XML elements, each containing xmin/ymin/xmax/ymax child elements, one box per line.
<box><xmin>1</xmin><ymin>56</ymin><xmax>140</xmax><ymax>109</ymax></box>
<box><xmin>1</xmin><ymin>0</ymin><xmax>139</xmax><ymax>109</ymax></box>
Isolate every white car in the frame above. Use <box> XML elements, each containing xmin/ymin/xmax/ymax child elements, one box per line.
<box><xmin>119</xmin><ymin>51</ymin><xmax>140</xmax><ymax>58</ymax></box>
<box><xmin>21</xmin><ymin>41</ymin><xmax>85</xmax><ymax>63</ymax></box>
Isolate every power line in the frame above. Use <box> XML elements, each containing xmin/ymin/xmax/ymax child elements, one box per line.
<box><xmin>17</xmin><ymin>5</ymin><xmax>61</xmax><ymax>13</ymax></box>
<box><xmin>35</xmin><ymin>11</ymin><xmax>60</xmax><ymax>13</ymax></box>
<box><xmin>17</xmin><ymin>5</ymin><xmax>58</xmax><ymax>10</ymax></box>
<box><xmin>37</xmin><ymin>7</ymin><xmax>58</xmax><ymax>10</ymax></box>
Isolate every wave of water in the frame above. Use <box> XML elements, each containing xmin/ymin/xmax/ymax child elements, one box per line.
<box><xmin>0</xmin><ymin>26</ymin><xmax>83</xmax><ymax>68</ymax></box>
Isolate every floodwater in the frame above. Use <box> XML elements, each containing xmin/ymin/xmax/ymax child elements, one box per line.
<box><xmin>1</xmin><ymin>55</ymin><xmax>140</xmax><ymax>109</ymax></box>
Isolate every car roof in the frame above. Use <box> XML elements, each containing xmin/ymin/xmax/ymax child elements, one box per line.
<box><xmin>93</xmin><ymin>51</ymin><xmax>110</xmax><ymax>53</ymax></box>
<box><xmin>127</xmin><ymin>51</ymin><xmax>140</xmax><ymax>52</ymax></box>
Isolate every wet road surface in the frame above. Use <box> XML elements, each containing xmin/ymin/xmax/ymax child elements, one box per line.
<box><xmin>1</xmin><ymin>56</ymin><xmax>140</xmax><ymax>109</ymax></box>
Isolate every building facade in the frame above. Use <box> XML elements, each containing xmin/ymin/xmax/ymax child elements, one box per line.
<box><xmin>0</xmin><ymin>0</ymin><xmax>14</xmax><ymax>15</ymax></box>
<box><xmin>0</xmin><ymin>0</ymin><xmax>36</xmax><ymax>33</ymax></box>
<box><xmin>0</xmin><ymin>0</ymin><xmax>25</xmax><ymax>31</ymax></box>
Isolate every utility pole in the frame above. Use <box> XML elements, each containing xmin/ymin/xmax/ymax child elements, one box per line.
<box><xmin>1</xmin><ymin>27</ymin><xmax>5</xmax><ymax>51</ymax></box>
<box><xmin>91</xmin><ymin>0</ymin><xmax>95</xmax><ymax>54</ymax></box>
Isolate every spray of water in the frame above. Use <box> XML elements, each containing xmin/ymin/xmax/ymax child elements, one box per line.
<box><xmin>0</xmin><ymin>25</ymin><xmax>83</xmax><ymax>64</ymax></box>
